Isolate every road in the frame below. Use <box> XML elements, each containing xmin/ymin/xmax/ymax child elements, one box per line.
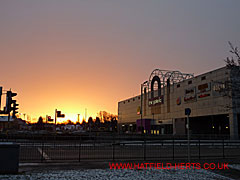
<box><xmin>18</xmin><ymin>139</ymin><xmax>240</xmax><ymax>162</ymax></box>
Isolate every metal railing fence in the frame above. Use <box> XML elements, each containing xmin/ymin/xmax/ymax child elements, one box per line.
<box><xmin>0</xmin><ymin>134</ymin><xmax>239</xmax><ymax>162</ymax></box>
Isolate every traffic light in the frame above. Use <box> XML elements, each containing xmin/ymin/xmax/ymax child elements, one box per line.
<box><xmin>47</xmin><ymin>116</ymin><xmax>54</xmax><ymax>122</ymax></box>
<box><xmin>0</xmin><ymin>87</ymin><xmax>2</xmax><ymax>109</ymax></box>
<box><xmin>5</xmin><ymin>91</ymin><xmax>17</xmax><ymax>114</ymax></box>
<box><xmin>56</xmin><ymin>110</ymin><xmax>65</xmax><ymax>118</ymax></box>
<box><xmin>11</xmin><ymin>100</ymin><xmax>19</xmax><ymax>118</ymax></box>
<box><xmin>185</xmin><ymin>108</ymin><xmax>191</xmax><ymax>116</ymax></box>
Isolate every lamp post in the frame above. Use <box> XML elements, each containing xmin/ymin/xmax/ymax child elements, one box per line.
<box><xmin>185</xmin><ymin>108</ymin><xmax>191</xmax><ymax>162</ymax></box>
<box><xmin>77</xmin><ymin>114</ymin><xmax>80</xmax><ymax>123</ymax></box>
<box><xmin>141</xmin><ymin>81</ymin><xmax>148</xmax><ymax>134</ymax></box>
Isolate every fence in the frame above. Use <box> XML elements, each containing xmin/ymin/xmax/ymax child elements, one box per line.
<box><xmin>0</xmin><ymin>134</ymin><xmax>239</xmax><ymax>162</ymax></box>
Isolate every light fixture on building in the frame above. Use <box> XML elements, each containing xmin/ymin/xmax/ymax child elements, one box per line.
<box><xmin>212</xmin><ymin>126</ymin><xmax>215</xmax><ymax>129</ymax></box>
<box><xmin>226</xmin><ymin>126</ymin><xmax>229</xmax><ymax>129</ymax></box>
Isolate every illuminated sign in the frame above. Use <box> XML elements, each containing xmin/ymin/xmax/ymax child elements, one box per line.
<box><xmin>149</xmin><ymin>96</ymin><xmax>164</xmax><ymax>107</ymax></box>
<box><xmin>137</xmin><ymin>106</ymin><xmax>141</xmax><ymax>115</ymax></box>
<box><xmin>198</xmin><ymin>93</ymin><xmax>210</xmax><ymax>98</ymax></box>
<box><xmin>176</xmin><ymin>97</ymin><xmax>181</xmax><ymax>105</ymax></box>
<box><xmin>197</xmin><ymin>82</ymin><xmax>211</xmax><ymax>93</ymax></box>
<box><xmin>213</xmin><ymin>82</ymin><xmax>226</xmax><ymax>92</ymax></box>
<box><xmin>197</xmin><ymin>82</ymin><xmax>211</xmax><ymax>99</ymax></box>
<box><xmin>212</xmin><ymin>81</ymin><xmax>227</xmax><ymax>97</ymax></box>
<box><xmin>184</xmin><ymin>87</ymin><xmax>196</xmax><ymax>102</ymax></box>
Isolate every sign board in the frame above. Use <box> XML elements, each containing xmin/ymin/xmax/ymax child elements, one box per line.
<box><xmin>197</xmin><ymin>82</ymin><xmax>211</xmax><ymax>93</ymax></box>
<box><xmin>137</xmin><ymin>106</ymin><xmax>141</xmax><ymax>115</ymax></box>
<box><xmin>212</xmin><ymin>81</ymin><xmax>227</xmax><ymax>97</ymax></box>
<box><xmin>185</xmin><ymin>108</ymin><xmax>191</xmax><ymax>115</ymax></box>
<box><xmin>184</xmin><ymin>87</ymin><xmax>196</xmax><ymax>102</ymax></box>
<box><xmin>197</xmin><ymin>82</ymin><xmax>211</xmax><ymax>99</ymax></box>
<box><xmin>176</xmin><ymin>97</ymin><xmax>181</xmax><ymax>105</ymax></box>
<box><xmin>149</xmin><ymin>96</ymin><xmax>164</xmax><ymax>107</ymax></box>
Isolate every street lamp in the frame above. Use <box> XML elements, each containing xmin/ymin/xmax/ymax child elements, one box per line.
<box><xmin>185</xmin><ymin>108</ymin><xmax>191</xmax><ymax>162</ymax></box>
<box><xmin>141</xmin><ymin>81</ymin><xmax>148</xmax><ymax>134</ymax></box>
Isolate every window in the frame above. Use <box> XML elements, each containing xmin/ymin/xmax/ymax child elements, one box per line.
<box><xmin>201</xmin><ymin>76</ymin><xmax>206</xmax><ymax>81</ymax></box>
<box><xmin>188</xmin><ymin>80</ymin><xmax>192</xmax><ymax>85</ymax></box>
<box><xmin>133</xmin><ymin>98</ymin><xmax>135</xmax><ymax>101</ymax></box>
<box><xmin>128</xmin><ymin>100</ymin><xmax>130</xmax><ymax>103</ymax></box>
<box><xmin>177</xmin><ymin>84</ymin><xmax>180</xmax><ymax>88</ymax></box>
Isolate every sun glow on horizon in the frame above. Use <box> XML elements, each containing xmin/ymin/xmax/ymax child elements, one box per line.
<box><xmin>19</xmin><ymin>110</ymin><xmax>103</xmax><ymax>124</ymax></box>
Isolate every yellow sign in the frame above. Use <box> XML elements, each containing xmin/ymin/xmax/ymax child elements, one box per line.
<box><xmin>137</xmin><ymin>106</ymin><xmax>141</xmax><ymax>115</ymax></box>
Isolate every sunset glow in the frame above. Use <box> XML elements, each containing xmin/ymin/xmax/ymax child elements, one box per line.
<box><xmin>0</xmin><ymin>1</ymin><xmax>239</xmax><ymax>122</ymax></box>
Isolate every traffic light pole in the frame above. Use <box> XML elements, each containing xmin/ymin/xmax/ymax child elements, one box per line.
<box><xmin>140</xmin><ymin>84</ymin><xmax>143</xmax><ymax>134</ymax></box>
<box><xmin>55</xmin><ymin>109</ymin><xmax>57</xmax><ymax>132</ymax></box>
<box><xmin>185</xmin><ymin>108</ymin><xmax>191</xmax><ymax>162</ymax></box>
<box><xmin>187</xmin><ymin>114</ymin><xmax>190</xmax><ymax>162</ymax></box>
<box><xmin>8</xmin><ymin>111</ymin><xmax>10</xmax><ymax>129</ymax></box>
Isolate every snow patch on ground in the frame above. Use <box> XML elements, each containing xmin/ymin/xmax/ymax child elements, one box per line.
<box><xmin>0</xmin><ymin>168</ymin><xmax>232</xmax><ymax>180</ymax></box>
<box><xmin>228</xmin><ymin>164</ymin><xmax>240</xmax><ymax>171</ymax></box>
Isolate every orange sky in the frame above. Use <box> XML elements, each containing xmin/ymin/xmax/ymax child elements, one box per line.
<box><xmin>0</xmin><ymin>1</ymin><xmax>239</xmax><ymax>123</ymax></box>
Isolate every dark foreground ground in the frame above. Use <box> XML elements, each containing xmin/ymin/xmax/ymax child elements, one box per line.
<box><xmin>0</xmin><ymin>159</ymin><xmax>237</xmax><ymax>180</ymax></box>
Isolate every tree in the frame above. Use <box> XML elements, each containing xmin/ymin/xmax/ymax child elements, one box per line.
<box><xmin>97</xmin><ymin>111</ymin><xmax>118</xmax><ymax>122</ymax></box>
<box><xmin>225</xmin><ymin>41</ymin><xmax>240</xmax><ymax>68</ymax></box>
<box><xmin>223</xmin><ymin>42</ymin><xmax>240</xmax><ymax>139</ymax></box>
<box><xmin>37</xmin><ymin>116</ymin><xmax>43</xmax><ymax>124</ymax></box>
<box><xmin>223</xmin><ymin>41</ymin><xmax>240</xmax><ymax>102</ymax></box>
<box><xmin>36</xmin><ymin>116</ymin><xmax>44</xmax><ymax>130</ymax></box>
<box><xmin>95</xmin><ymin>117</ymin><xmax>100</xmax><ymax>126</ymax></box>
<box><xmin>111</xmin><ymin>117</ymin><xmax>118</xmax><ymax>132</ymax></box>
<box><xmin>88</xmin><ymin>117</ymin><xmax>93</xmax><ymax>131</ymax></box>
<box><xmin>66</xmin><ymin>120</ymin><xmax>74</xmax><ymax>125</ymax></box>
<box><xmin>81</xmin><ymin>119</ymin><xmax>87</xmax><ymax>130</ymax></box>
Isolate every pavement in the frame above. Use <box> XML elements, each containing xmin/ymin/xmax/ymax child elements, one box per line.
<box><xmin>15</xmin><ymin>159</ymin><xmax>240</xmax><ymax>180</ymax></box>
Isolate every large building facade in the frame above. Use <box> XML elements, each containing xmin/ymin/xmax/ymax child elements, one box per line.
<box><xmin>118</xmin><ymin>66</ymin><xmax>240</xmax><ymax>139</ymax></box>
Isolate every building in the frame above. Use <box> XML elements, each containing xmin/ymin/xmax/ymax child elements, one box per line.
<box><xmin>118</xmin><ymin>66</ymin><xmax>240</xmax><ymax>139</ymax></box>
<box><xmin>0</xmin><ymin>116</ymin><xmax>14</xmax><ymax>131</ymax></box>
<box><xmin>0</xmin><ymin>116</ymin><xmax>28</xmax><ymax>131</ymax></box>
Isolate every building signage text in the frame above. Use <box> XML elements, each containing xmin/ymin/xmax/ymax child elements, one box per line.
<box><xmin>149</xmin><ymin>96</ymin><xmax>164</xmax><ymax>107</ymax></box>
<box><xmin>184</xmin><ymin>87</ymin><xmax>196</xmax><ymax>102</ymax></box>
<box><xmin>197</xmin><ymin>82</ymin><xmax>211</xmax><ymax>93</ymax></box>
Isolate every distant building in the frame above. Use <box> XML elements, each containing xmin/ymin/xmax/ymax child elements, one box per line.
<box><xmin>118</xmin><ymin>66</ymin><xmax>240</xmax><ymax>139</ymax></box>
<box><xmin>0</xmin><ymin>116</ymin><xmax>27</xmax><ymax>131</ymax></box>
<box><xmin>0</xmin><ymin>116</ymin><xmax>14</xmax><ymax>131</ymax></box>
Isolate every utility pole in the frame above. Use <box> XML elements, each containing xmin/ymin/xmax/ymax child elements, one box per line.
<box><xmin>77</xmin><ymin>114</ymin><xmax>80</xmax><ymax>123</ymax></box>
<box><xmin>187</xmin><ymin>114</ymin><xmax>190</xmax><ymax>162</ymax></box>
<box><xmin>140</xmin><ymin>84</ymin><xmax>143</xmax><ymax>133</ymax></box>
<box><xmin>185</xmin><ymin>108</ymin><xmax>191</xmax><ymax>162</ymax></box>
<box><xmin>55</xmin><ymin>109</ymin><xmax>57</xmax><ymax>132</ymax></box>
<box><xmin>140</xmin><ymin>81</ymin><xmax>148</xmax><ymax>134</ymax></box>
<box><xmin>0</xmin><ymin>87</ymin><xmax>2</xmax><ymax>110</ymax></box>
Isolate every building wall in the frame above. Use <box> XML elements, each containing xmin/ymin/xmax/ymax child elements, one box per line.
<box><xmin>118</xmin><ymin>67</ymin><xmax>239</xmax><ymax>137</ymax></box>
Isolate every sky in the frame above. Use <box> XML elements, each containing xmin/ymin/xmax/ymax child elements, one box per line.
<box><xmin>0</xmin><ymin>0</ymin><xmax>240</xmax><ymax>123</ymax></box>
